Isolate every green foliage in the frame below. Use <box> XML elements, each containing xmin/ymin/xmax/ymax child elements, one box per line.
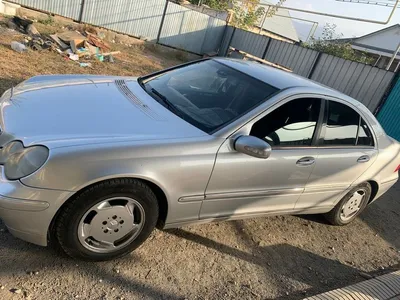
<box><xmin>303</xmin><ymin>23</ymin><xmax>375</xmax><ymax>65</ymax></box>
<box><xmin>266</xmin><ymin>0</ymin><xmax>287</xmax><ymax>17</ymax></box>
<box><xmin>38</xmin><ymin>15</ymin><xmax>54</xmax><ymax>25</ymax></box>
<box><xmin>188</xmin><ymin>0</ymin><xmax>230</xmax><ymax>10</ymax></box>
<box><xmin>188</xmin><ymin>0</ymin><xmax>267</xmax><ymax>29</ymax></box>
<box><xmin>231</xmin><ymin>3</ymin><xmax>265</xmax><ymax>29</ymax></box>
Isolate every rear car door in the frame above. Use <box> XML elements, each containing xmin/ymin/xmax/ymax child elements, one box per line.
<box><xmin>295</xmin><ymin>99</ymin><xmax>378</xmax><ymax>211</ymax></box>
<box><xmin>201</xmin><ymin>97</ymin><xmax>323</xmax><ymax>219</ymax></box>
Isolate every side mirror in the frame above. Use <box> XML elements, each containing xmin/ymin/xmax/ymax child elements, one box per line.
<box><xmin>234</xmin><ymin>135</ymin><xmax>272</xmax><ymax>159</ymax></box>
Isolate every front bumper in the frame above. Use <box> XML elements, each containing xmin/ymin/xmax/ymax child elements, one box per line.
<box><xmin>0</xmin><ymin>169</ymin><xmax>73</xmax><ymax>246</ymax></box>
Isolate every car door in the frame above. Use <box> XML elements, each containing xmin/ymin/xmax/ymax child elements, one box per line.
<box><xmin>295</xmin><ymin>98</ymin><xmax>378</xmax><ymax>211</ymax></box>
<box><xmin>200</xmin><ymin>97</ymin><xmax>324</xmax><ymax>220</ymax></box>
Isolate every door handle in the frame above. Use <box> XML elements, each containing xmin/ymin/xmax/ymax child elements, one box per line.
<box><xmin>296</xmin><ymin>157</ymin><xmax>315</xmax><ymax>166</ymax></box>
<box><xmin>357</xmin><ymin>155</ymin><xmax>370</xmax><ymax>163</ymax></box>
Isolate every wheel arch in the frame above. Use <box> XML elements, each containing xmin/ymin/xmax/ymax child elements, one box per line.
<box><xmin>48</xmin><ymin>176</ymin><xmax>169</xmax><ymax>242</ymax></box>
<box><xmin>367</xmin><ymin>180</ymin><xmax>379</xmax><ymax>203</ymax></box>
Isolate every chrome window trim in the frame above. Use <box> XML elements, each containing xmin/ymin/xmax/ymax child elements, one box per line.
<box><xmin>320</xmin><ymin>97</ymin><xmax>378</xmax><ymax>150</ymax></box>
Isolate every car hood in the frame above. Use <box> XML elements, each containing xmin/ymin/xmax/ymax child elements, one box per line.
<box><xmin>0</xmin><ymin>75</ymin><xmax>206</xmax><ymax>149</ymax></box>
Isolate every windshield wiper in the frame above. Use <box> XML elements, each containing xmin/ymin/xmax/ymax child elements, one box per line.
<box><xmin>150</xmin><ymin>88</ymin><xmax>178</xmax><ymax>113</ymax></box>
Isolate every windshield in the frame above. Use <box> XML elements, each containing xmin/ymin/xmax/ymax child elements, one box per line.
<box><xmin>140</xmin><ymin>60</ymin><xmax>279</xmax><ymax>133</ymax></box>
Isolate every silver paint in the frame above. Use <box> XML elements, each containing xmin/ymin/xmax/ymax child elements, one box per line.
<box><xmin>0</xmin><ymin>59</ymin><xmax>398</xmax><ymax>248</ymax></box>
<box><xmin>78</xmin><ymin>197</ymin><xmax>145</xmax><ymax>253</ymax></box>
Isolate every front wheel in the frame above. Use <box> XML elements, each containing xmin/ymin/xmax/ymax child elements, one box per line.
<box><xmin>55</xmin><ymin>179</ymin><xmax>159</xmax><ymax>261</ymax></box>
<box><xmin>324</xmin><ymin>182</ymin><xmax>371</xmax><ymax>226</ymax></box>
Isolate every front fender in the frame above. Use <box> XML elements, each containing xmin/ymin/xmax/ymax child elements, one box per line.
<box><xmin>21</xmin><ymin>138</ymin><xmax>221</xmax><ymax>224</ymax></box>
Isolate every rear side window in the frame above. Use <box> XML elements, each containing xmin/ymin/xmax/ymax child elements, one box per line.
<box><xmin>323</xmin><ymin>101</ymin><xmax>374</xmax><ymax>147</ymax></box>
<box><xmin>357</xmin><ymin>119</ymin><xmax>374</xmax><ymax>146</ymax></box>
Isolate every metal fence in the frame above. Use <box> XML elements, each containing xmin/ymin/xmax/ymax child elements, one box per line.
<box><xmin>377</xmin><ymin>76</ymin><xmax>400</xmax><ymax>141</ymax></box>
<box><xmin>10</xmin><ymin>0</ymin><xmax>82</xmax><ymax>20</ymax></box>
<box><xmin>264</xmin><ymin>39</ymin><xmax>319</xmax><ymax>78</ymax></box>
<box><xmin>158</xmin><ymin>2</ymin><xmax>226</xmax><ymax>54</ymax></box>
<box><xmin>230</xmin><ymin>29</ymin><xmax>270</xmax><ymax>58</ymax></box>
<box><xmin>81</xmin><ymin>0</ymin><xmax>165</xmax><ymax>41</ymax></box>
<box><xmin>9</xmin><ymin>0</ymin><xmax>396</xmax><ymax>113</ymax></box>
<box><xmin>9</xmin><ymin>0</ymin><xmax>227</xmax><ymax>55</ymax></box>
<box><xmin>310</xmin><ymin>54</ymin><xmax>395</xmax><ymax>112</ymax></box>
<box><xmin>219</xmin><ymin>26</ymin><xmax>396</xmax><ymax>112</ymax></box>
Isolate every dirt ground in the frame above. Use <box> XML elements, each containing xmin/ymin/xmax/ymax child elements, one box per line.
<box><xmin>0</xmin><ymin>14</ymin><xmax>188</xmax><ymax>95</ymax></box>
<box><xmin>0</xmin><ymin>182</ymin><xmax>399</xmax><ymax>300</ymax></box>
<box><xmin>0</xmin><ymin>11</ymin><xmax>400</xmax><ymax>300</ymax></box>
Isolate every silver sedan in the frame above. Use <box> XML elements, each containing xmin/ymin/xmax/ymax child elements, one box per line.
<box><xmin>0</xmin><ymin>58</ymin><xmax>399</xmax><ymax>261</ymax></box>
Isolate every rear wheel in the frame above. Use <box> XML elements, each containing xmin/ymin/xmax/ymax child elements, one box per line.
<box><xmin>324</xmin><ymin>182</ymin><xmax>371</xmax><ymax>226</ymax></box>
<box><xmin>55</xmin><ymin>179</ymin><xmax>159</xmax><ymax>261</ymax></box>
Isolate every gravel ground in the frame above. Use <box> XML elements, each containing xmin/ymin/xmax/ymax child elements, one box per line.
<box><xmin>0</xmin><ymin>180</ymin><xmax>399</xmax><ymax>300</ymax></box>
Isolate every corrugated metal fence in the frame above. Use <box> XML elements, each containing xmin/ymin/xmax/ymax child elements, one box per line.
<box><xmin>158</xmin><ymin>2</ymin><xmax>226</xmax><ymax>54</ymax></box>
<box><xmin>230</xmin><ymin>29</ymin><xmax>270</xmax><ymax>58</ymax></box>
<box><xmin>9</xmin><ymin>0</ymin><xmax>226</xmax><ymax>55</ymax></box>
<box><xmin>219</xmin><ymin>27</ymin><xmax>395</xmax><ymax>112</ymax></box>
<box><xmin>378</xmin><ymin>76</ymin><xmax>400</xmax><ymax>141</ymax></box>
<box><xmin>9</xmin><ymin>0</ymin><xmax>82</xmax><ymax>20</ymax></box>
<box><xmin>9</xmin><ymin>0</ymin><xmax>398</xmax><ymax>123</ymax></box>
<box><xmin>81</xmin><ymin>0</ymin><xmax>165</xmax><ymax>41</ymax></box>
<box><xmin>265</xmin><ymin>39</ymin><xmax>319</xmax><ymax>78</ymax></box>
<box><xmin>310</xmin><ymin>54</ymin><xmax>394</xmax><ymax>111</ymax></box>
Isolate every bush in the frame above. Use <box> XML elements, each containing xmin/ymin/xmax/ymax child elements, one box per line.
<box><xmin>302</xmin><ymin>23</ymin><xmax>375</xmax><ymax>65</ymax></box>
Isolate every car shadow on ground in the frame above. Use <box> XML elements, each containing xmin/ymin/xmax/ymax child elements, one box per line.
<box><xmin>167</xmin><ymin>228</ymin><xmax>376</xmax><ymax>299</ymax></box>
<box><xmin>166</xmin><ymin>181</ymin><xmax>400</xmax><ymax>299</ymax></box>
<box><xmin>0</xmin><ymin>181</ymin><xmax>399</xmax><ymax>299</ymax></box>
<box><xmin>298</xmin><ymin>180</ymin><xmax>400</xmax><ymax>250</ymax></box>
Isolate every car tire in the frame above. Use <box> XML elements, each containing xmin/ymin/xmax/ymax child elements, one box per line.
<box><xmin>324</xmin><ymin>182</ymin><xmax>371</xmax><ymax>226</ymax></box>
<box><xmin>55</xmin><ymin>178</ymin><xmax>159</xmax><ymax>261</ymax></box>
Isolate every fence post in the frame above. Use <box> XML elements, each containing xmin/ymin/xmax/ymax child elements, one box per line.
<box><xmin>78</xmin><ymin>0</ymin><xmax>86</xmax><ymax>23</ymax></box>
<box><xmin>308</xmin><ymin>52</ymin><xmax>322</xmax><ymax>79</ymax></box>
<box><xmin>374</xmin><ymin>69</ymin><xmax>400</xmax><ymax>115</ymax></box>
<box><xmin>262</xmin><ymin>38</ymin><xmax>272</xmax><ymax>60</ymax></box>
<box><xmin>217</xmin><ymin>25</ymin><xmax>229</xmax><ymax>56</ymax></box>
<box><xmin>157</xmin><ymin>0</ymin><xmax>169</xmax><ymax>44</ymax></box>
<box><xmin>224</xmin><ymin>27</ymin><xmax>236</xmax><ymax>57</ymax></box>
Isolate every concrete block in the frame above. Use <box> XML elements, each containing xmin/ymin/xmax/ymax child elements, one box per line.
<box><xmin>0</xmin><ymin>1</ymin><xmax>21</xmax><ymax>16</ymax></box>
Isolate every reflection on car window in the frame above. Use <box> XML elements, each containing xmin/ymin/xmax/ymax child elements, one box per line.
<box><xmin>324</xmin><ymin>101</ymin><xmax>359</xmax><ymax>146</ymax></box>
<box><xmin>250</xmin><ymin>98</ymin><xmax>321</xmax><ymax>147</ymax></box>
<box><xmin>168</xmin><ymin>66</ymin><xmax>227</xmax><ymax>93</ymax></box>
<box><xmin>141</xmin><ymin>60</ymin><xmax>279</xmax><ymax>134</ymax></box>
<box><xmin>357</xmin><ymin>119</ymin><xmax>374</xmax><ymax>146</ymax></box>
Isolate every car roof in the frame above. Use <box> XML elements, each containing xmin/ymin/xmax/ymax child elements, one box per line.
<box><xmin>212</xmin><ymin>58</ymin><xmax>386</xmax><ymax>142</ymax></box>
<box><xmin>213</xmin><ymin>57</ymin><xmax>336</xmax><ymax>93</ymax></box>
<box><xmin>212</xmin><ymin>57</ymin><xmax>377</xmax><ymax>122</ymax></box>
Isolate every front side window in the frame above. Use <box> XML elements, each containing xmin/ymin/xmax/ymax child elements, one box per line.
<box><xmin>140</xmin><ymin>60</ymin><xmax>279</xmax><ymax>133</ymax></box>
<box><xmin>250</xmin><ymin>98</ymin><xmax>321</xmax><ymax>147</ymax></box>
<box><xmin>323</xmin><ymin>101</ymin><xmax>374</xmax><ymax>147</ymax></box>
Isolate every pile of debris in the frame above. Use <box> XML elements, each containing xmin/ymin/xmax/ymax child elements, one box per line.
<box><xmin>9</xmin><ymin>16</ymin><xmax>120</xmax><ymax>67</ymax></box>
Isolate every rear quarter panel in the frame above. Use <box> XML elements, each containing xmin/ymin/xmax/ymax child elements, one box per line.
<box><xmin>353</xmin><ymin>103</ymin><xmax>400</xmax><ymax>201</ymax></box>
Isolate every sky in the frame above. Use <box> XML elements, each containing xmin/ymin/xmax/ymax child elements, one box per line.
<box><xmin>267</xmin><ymin>0</ymin><xmax>400</xmax><ymax>40</ymax></box>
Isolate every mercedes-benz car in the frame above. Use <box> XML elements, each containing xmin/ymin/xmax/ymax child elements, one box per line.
<box><xmin>0</xmin><ymin>58</ymin><xmax>399</xmax><ymax>261</ymax></box>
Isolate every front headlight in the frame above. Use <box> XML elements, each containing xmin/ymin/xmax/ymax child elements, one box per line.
<box><xmin>0</xmin><ymin>141</ymin><xmax>49</xmax><ymax>180</ymax></box>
